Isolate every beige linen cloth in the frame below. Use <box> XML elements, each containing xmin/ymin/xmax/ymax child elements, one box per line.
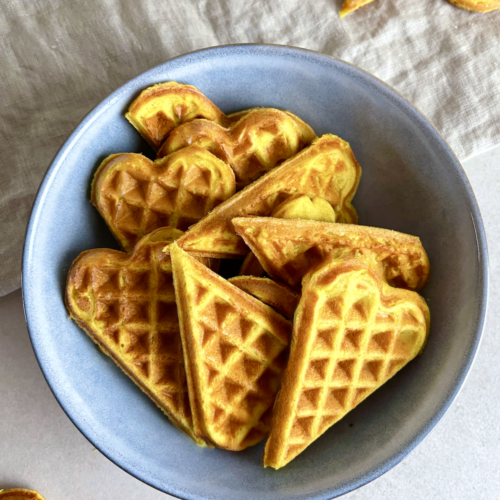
<box><xmin>1</xmin><ymin>0</ymin><xmax>499</xmax><ymax>296</ymax></box>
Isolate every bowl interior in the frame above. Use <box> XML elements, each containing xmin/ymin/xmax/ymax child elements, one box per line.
<box><xmin>23</xmin><ymin>45</ymin><xmax>487</xmax><ymax>500</ymax></box>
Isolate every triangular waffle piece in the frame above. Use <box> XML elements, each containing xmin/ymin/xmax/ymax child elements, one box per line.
<box><xmin>170</xmin><ymin>243</ymin><xmax>291</xmax><ymax>450</ymax></box>
<box><xmin>233</xmin><ymin>217</ymin><xmax>430</xmax><ymax>291</ymax></box>
<box><xmin>158</xmin><ymin>108</ymin><xmax>316</xmax><ymax>188</ymax></box>
<box><xmin>340</xmin><ymin>0</ymin><xmax>376</xmax><ymax>17</ymax></box>
<box><xmin>228</xmin><ymin>276</ymin><xmax>300</xmax><ymax>319</ymax></box>
<box><xmin>65</xmin><ymin>227</ymin><xmax>207</xmax><ymax>446</ymax></box>
<box><xmin>263</xmin><ymin>256</ymin><xmax>430</xmax><ymax>469</ymax></box>
<box><xmin>239</xmin><ymin>193</ymin><xmax>338</xmax><ymax>277</ymax></box>
<box><xmin>168</xmin><ymin>134</ymin><xmax>361</xmax><ymax>259</ymax></box>
<box><xmin>92</xmin><ymin>145</ymin><xmax>235</xmax><ymax>251</ymax></box>
<box><xmin>0</xmin><ymin>490</ymin><xmax>46</xmax><ymax>500</ymax></box>
<box><xmin>125</xmin><ymin>82</ymin><xmax>229</xmax><ymax>150</ymax></box>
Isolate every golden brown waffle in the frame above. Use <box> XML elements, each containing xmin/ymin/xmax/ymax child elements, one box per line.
<box><xmin>271</xmin><ymin>194</ymin><xmax>337</xmax><ymax>222</ymax></box>
<box><xmin>228</xmin><ymin>276</ymin><xmax>300</xmax><ymax>319</ymax></box>
<box><xmin>170</xmin><ymin>243</ymin><xmax>292</xmax><ymax>450</ymax></box>
<box><xmin>263</xmin><ymin>256</ymin><xmax>430</xmax><ymax>469</ymax></box>
<box><xmin>65</xmin><ymin>227</ymin><xmax>207</xmax><ymax>446</ymax></box>
<box><xmin>91</xmin><ymin>145</ymin><xmax>236</xmax><ymax>252</ymax></box>
<box><xmin>239</xmin><ymin>193</ymin><xmax>338</xmax><ymax>277</ymax></box>
<box><xmin>446</xmin><ymin>0</ymin><xmax>500</xmax><ymax>11</ymax></box>
<box><xmin>233</xmin><ymin>217</ymin><xmax>430</xmax><ymax>291</ymax></box>
<box><xmin>125</xmin><ymin>82</ymin><xmax>228</xmax><ymax>150</ymax></box>
<box><xmin>0</xmin><ymin>490</ymin><xmax>46</xmax><ymax>500</ymax></box>
<box><xmin>339</xmin><ymin>0</ymin><xmax>376</xmax><ymax>17</ymax></box>
<box><xmin>239</xmin><ymin>252</ymin><xmax>266</xmax><ymax>278</ymax></box>
<box><xmin>168</xmin><ymin>135</ymin><xmax>361</xmax><ymax>259</ymax></box>
<box><xmin>158</xmin><ymin>108</ymin><xmax>316</xmax><ymax>188</ymax></box>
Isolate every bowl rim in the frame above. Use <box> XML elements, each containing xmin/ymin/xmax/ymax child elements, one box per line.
<box><xmin>22</xmin><ymin>43</ymin><xmax>489</xmax><ymax>500</ymax></box>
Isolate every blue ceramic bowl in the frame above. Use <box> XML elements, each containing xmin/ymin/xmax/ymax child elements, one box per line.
<box><xmin>22</xmin><ymin>45</ymin><xmax>488</xmax><ymax>499</ymax></box>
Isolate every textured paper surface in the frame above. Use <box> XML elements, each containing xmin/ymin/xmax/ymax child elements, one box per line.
<box><xmin>1</xmin><ymin>0</ymin><xmax>499</xmax><ymax>296</ymax></box>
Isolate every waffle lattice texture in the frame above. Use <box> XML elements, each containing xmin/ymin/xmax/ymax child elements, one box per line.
<box><xmin>263</xmin><ymin>257</ymin><xmax>430</xmax><ymax>469</ymax></box>
<box><xmin>158</xmin><ymin>108</ymin><xmax>316</xmax><ymax>188</ymax></box>
<box><xmin>0</xmin><ymin>489</ymin><xmax>46</xmax><ymax>500</ymax></box>
<box><xmin>65</xmin><ymin>228</ymin><xmax>206</xmax><ymax>446</ymax></box>
<box><xmin>92</xmin><ymin>145</ymin><xmax>235</xmax><ymax>252</ymax></box>
<box><xmin>125</xmin><ymin>82</ymin><xmax>228</xmax><ymax>150</ymax></box>
<box><xmin>171</xmin><ymin>244</ymin><xmax>291</xmax><ymax>450</ymax></box>
<box><xmin>234</xmin><ymin>217</ymin><xmax>430</xmax><ymax>291</ymax></box>
<box><xmin>170</xmin><ymin>134</ymin><xmax>361</xmax><ymax>259</ymax></box>
<box><xmin>229</xmin><ymin>276</ymin><xmax>299</xmax><ymax>319</ymax></box>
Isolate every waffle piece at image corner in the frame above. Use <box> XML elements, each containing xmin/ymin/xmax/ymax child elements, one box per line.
<box><xmin>0</xmin><ymin>490</ymin><xmax>46</xmax><ymax>500</ymax></box>
<box><xmin>91</xmin><ymin>145</ymin><xmax>236</xmax><ymax>252</ymax></box>
<box><xmin>167</xmin><ymin>134</ymin><xmax>362</xmax><ymax>259</ymax></box>
<box><xmin>446</xmin><ymin>0</ymin><xmax>500</xmax><ymax>12</ymax></box>
<box><xmin>65</xmin><ymin>227</ymin><xmax>208</xmax><ymax>446</ymax></box>
<box><xmin>339</xmin><ymin>0</ymin><xmax>376</xmax><ymax>17</ymax></box>
<box><xmin>233</xmin><ymin>217</ymin><xmax>430</xmax><ymax>291</ymax></box>
<box><xmin>263</xmin><ymin>256</ymin><xmax>430</xmax><ymax>469</ymax></box>
<box><xmin>170</xmin><ymin>243</ymin><xmax>292</xmax><ymax>451</ymax></box>
<box><xmin>158</xmin><ymin>107</ymin><xmax>316</xmax><ymax>188</ymax></box>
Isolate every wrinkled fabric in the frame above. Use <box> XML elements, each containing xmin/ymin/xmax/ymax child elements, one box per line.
<box><xmin>0</xmin><ymin>0</ymin><xmax>499</xmax><ymax>296</ymax></box>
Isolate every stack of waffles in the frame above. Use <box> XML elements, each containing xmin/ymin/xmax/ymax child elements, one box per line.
<box><xmin>66</xmin><ymin>82</ymin><xmax>430</xmax><ymax>467</ymax></box>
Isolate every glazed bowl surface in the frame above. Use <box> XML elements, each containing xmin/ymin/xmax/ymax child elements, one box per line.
<box><xmin>22</xmin><ymin>44</ymin><xmax>488</xmax><ymax>500</ymax></box>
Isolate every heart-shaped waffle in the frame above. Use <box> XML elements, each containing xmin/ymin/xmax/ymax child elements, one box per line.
<box><xmin>158</xmin><ymin>108</ymin><xmax>316</xmax><ymax>188</ymax></box>
<box><xmin>171</xmin><ymin>243</ymin><xmax>291</xmax><ymax>450</ymax></box>
<box><xmin>125</xmin><ymin>82</ymin><xmax>230</xmax><ymax>150</ymax></box>
<box><xmin>168</xmin><ymin>134</ymin><xmax>361</xmax><ymax>259</ymax></box>
<box><xmin>263</xmin><ymin>256</ymin><xmax>430</xmax><ymax>469</ymax></box>
<box><xmin>65</xmin><ymin>227</ymin><xmax>208</xmax><ymax>446</ymax></box>
<box><xmin>92</xmin><ymin>145</ymin><xmax>236</xmax><ymax>252</ymax></box>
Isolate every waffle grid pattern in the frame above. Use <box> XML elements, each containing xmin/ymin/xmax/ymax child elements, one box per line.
<box><xmin>174</xmin><ymin>135</ymin><xmax>361</xmax><ymax>258</ymax></box>
<box><xmin>69</xmin><ymin>242</ymin><xmax>192</xmax><ymax>433</ymax></box>
<box><xmin>161</xmin><ymin>108</ymin><xmax>316</xmax><ymax>187</ymax></box>
<box><xmin>278</xmin><ymin>268</ymin><xmax>426</xmax><ymax>464</ymax></box>
<box><xmin>188</xmin><ymin>275</ymin><xmax>288</xmax><ymax>449</ymax></box>
<box><xmin>233</xmin><ymin>217</ymin><xmax>429</xmax><ymax>290</ymax></box>
<box><xmin>96</xmin><ymin>151</ymin><xmax>234</xmax><ymax>251</ymax></box>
